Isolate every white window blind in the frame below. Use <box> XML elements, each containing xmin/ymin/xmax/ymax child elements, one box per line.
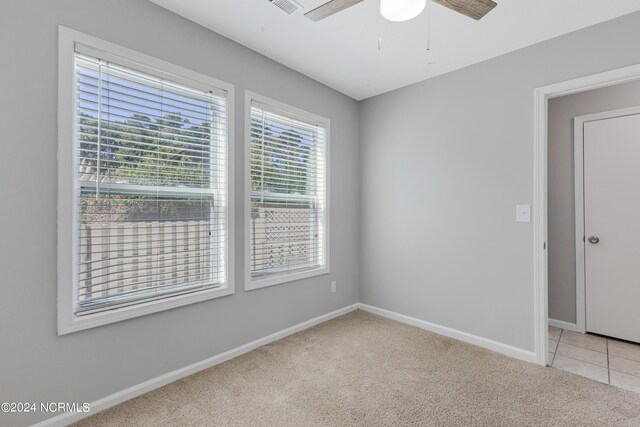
<box><xmin>74</xmin><ymin>45</ymin><xmax>228</xmax><ymax>314</ymax></box>
<box><xmin>249</xmin><ymin>100</ymin><xmax>328</xmax><ymax>284</ymax></box>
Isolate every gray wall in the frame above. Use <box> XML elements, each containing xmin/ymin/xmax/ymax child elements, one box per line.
<box><xmin>359</xmin><ymin>11</ymin><xmax>640</xmax><ymax>352</ymax></box>
<box><xmin>548</xmin><ymin>80</ymin><xmax>640</xmax><ymax>324</ymax></box>
<box><xmin>0</xmin><ymin>1</ymin><xmax>360</xmax><ymax>425</ymax></box>
<box><xmin>4</xmin><ymin>0</ymin><xmax>640</xmax><ymax>424</ymax></box>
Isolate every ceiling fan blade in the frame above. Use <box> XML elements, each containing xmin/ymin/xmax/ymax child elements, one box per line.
<box><xmin>304</xmin><ymin>0</ymin><xmax>364</xmax><ymax>22</ymax></box>
<box><xmin>432</xmin><ymin>0</ymin><xmax>497</xmax><ymax>20</ymax></box>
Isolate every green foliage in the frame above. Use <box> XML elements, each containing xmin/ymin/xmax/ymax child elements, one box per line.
<box><xmin>78</xmin><ymin>112</ymin><xmax>213</xmax><ymax>188</ymax></box>
<box><xmin>250</xmin><ymin>124</ymin><xmax>311</xmax><ymax>196</ymax></box>
<box><xmin>78</xmin><ymin>112</ymin><xmax>215</xmax><ymax>222</ymax></box>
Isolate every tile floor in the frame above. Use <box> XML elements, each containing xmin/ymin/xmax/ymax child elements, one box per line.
<box><xmin>549</xmin><ymin>326</ymin><xmax>640</xmax><ymax>393</ymax></box>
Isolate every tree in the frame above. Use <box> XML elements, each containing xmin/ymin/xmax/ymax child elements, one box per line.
<box><xmin>250</xmin><ymin>123</ymin><xmax>311</xmax><ymax>196</ymax></box>
<box><xmin>78</xmin><ymin>110</ymin><xmax>215</xmax><ymax>222</ymax></box>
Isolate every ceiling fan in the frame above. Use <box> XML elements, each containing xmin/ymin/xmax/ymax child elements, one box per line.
<box><xmin>305</xmin><ymin>0</ymin><xmax>497</xmax><ymax>22</ymax></box>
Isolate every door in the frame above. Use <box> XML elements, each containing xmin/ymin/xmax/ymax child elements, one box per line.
<box><xmin>584</xmin><ymin>112</ymin><xmax>640</xmax><ymax>343</ymax></box>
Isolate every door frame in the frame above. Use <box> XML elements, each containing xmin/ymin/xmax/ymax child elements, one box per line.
<box><xmin>533</xmin><ymin>63</ymin><xmax>640</xmax><ymax>366</ymax></box>
<box><xmin>573</xmin><ymin>106</ymin><xmax>640</xmax><ymax>334</ymax></box>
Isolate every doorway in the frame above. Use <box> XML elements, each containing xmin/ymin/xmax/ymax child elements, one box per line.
<box><xmin>533</xmin><ymin>64</ymin><xmax>640</xmax><ymax>366</ymax></box>
<box><xmin>534</xmin><ymin>65</ymin><xmax>640</xmax><ymax>393</ymax></box>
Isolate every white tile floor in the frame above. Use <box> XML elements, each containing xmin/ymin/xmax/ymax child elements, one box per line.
<box><xmin>549</xmin><ymin>326</ymin><xmax>640</xmax><ymax>393</ymax></box>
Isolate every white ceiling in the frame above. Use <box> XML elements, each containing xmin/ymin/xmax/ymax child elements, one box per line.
<box><xmin>150</xmin><ymin>0</ymin><xmax>640</xmax><ymax>100</ymax></box>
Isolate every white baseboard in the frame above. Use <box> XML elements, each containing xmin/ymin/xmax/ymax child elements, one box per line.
<box><xmin>357</xmin><ymin>303</ymin><xmax>537</xmax><ymax>364</ymax></box>
<box><xmin>548</xmin><ymin>318</ymin><xmax>577</xmax><ymax>332</ymax></box>
<box><xmin>32</xmin><ymin>303</ymin><xmax>359</xmax><ymax>427</ymax></box>
<box><xmin>33</xmin><ymin>302</ymin><xmax>541</xmax><ymax>426</ymax></box>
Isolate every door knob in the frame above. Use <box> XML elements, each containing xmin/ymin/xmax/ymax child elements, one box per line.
<box><xmin>588</xmin><ymin>236</ymin><xmax>600</xmax><ymax>244</ymax></box>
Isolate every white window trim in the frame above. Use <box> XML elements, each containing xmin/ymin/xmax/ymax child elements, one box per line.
<box><xmin>57</xmin><ymin>26</ymin><xmax>235</xmax><ymax>335</ymax></box>
<box><xmin>244</xmin><ymin>91</ymin><xmax>330</xmax><ymax>291</ymax></box>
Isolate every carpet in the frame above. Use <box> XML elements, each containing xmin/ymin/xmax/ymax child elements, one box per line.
<box><xmin>75</xmin><ymin>310</ymin><xmax>640</xmax><ymax>426</ymax></box>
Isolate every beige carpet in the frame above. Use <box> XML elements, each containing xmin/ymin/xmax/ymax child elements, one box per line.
<box><xmin>75</xmin><ymin>310</ymin><xmax>640</xmax><ymax>426</ymax></box>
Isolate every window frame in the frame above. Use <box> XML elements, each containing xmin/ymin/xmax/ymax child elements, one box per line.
<box><xmin>244</xmin><ymin>91</ymin><xmax>330</xmax><ymax>291</ymax></box>
<box><xmin>57</xmin><ymin>26</ymin><xmax>235</xmax><ymax>335</ymax></box>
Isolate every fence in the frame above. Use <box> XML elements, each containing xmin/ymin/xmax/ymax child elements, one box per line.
<box><xmin>78</xmin><ymin>220</ymin><xmax>215</xmax><ymax>306</ymax></box>
<box><xmin>78</xmin><ymin>205</ymin><xmax>318</xmax><ymax>307</ymax></box>
<box><xmin>250</xmin><ymin>205</ymin><xmax>316</xmax><ymax>275</ymax></box>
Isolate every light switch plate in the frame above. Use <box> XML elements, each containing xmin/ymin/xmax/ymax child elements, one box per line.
<box><xmin>516</xmin><ymin>205</ymin><xmax>531</xmax><ymax>223</ymax></box>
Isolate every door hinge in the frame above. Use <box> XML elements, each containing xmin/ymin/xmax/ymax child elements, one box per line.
<box><xmin>543</xmin><ymin>242</ymin><xmax>546</xmax><ymax>250</ymax></box>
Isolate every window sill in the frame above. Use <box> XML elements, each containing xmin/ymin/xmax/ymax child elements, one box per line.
<box><xmin>57</xmin><ymin>284</ymin><xmax>234</xmax><ymax>335</ymax></box>
<box><xmin>245</xmin><ymin>267</ymin><xmax>329</xmax><ymax>291</ymax></box>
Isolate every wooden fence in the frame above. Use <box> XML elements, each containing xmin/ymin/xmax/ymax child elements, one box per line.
<box><xmin>78</xmin><ymin>205</ymin><xmax>319</xmax><ymax>307</ymax></box>
<box><xmin>78</xmin><ymin>220</ymin><xmax>215</xmax><ymax>305</ymax></box>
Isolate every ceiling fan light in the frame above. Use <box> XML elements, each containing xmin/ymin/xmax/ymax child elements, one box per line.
<box><xmin>380</xmin><ymin>0</ymin><xmax>427</xmax><ymax>22</ymax></box>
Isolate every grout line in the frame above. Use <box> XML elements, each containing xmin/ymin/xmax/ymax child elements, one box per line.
<box><xmin>552</xmin><ymin>328</ymin><xmax>609</xmax><ymax>370</ymax></box>
<box><xmin>605</xmin><ymin>344</ymin><xmax>640</xmax><ymax>364</ymax></box>
<box><xmin>554</xmin><ymin>329</ymin><xmax>562</xmax><ymax>353</ymax></box>
<box><xmin>554</xmin><ymin>352</ymin><xmax>608</xmax><ymax>369</ymax></box>
<box><xmin>559</xmin><ymin>340</ymin><xmax>607</xmax><ymax>355</ymax></box>
<box><xmin>604</xmin><ymin>337</ymin><xmax>640</xmax><ymax>368</ymax></box>
<box><xmin>554</xmin><ymin>328</ymin><xmax>640</xmax><ymax>386</ymax></box>
<box><xmin>608</xmin><ymin>353</ymin><xmax>640</xmax><ymax>363</ymax></box>
<box><xmin>549</xmin><ymin>328</ymin><xmax>562</xmax><ymax>366</ymax></box>
<box><xmin>557</xmin><ymin>328</ymin><xmax>563</xmax><ymax>350</ymax></box>
<box><xmin>609</xmin><ymin>367</ymin><xmax>640</xmax><ymax>379</ymax></box>
<box><xmin>558</xmin><ymin>333</ymin><xmax>607</xmax><ymax>354</ymax></box>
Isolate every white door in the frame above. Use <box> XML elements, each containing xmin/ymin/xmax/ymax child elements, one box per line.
<box><xmin>584</xmin><ymin>113</ymin><xmax>640</xmax><ymax>343</ymax></box>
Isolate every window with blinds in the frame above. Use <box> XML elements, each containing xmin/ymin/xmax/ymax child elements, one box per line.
<box><xmin>73</xmin><ymin>45</ymin><xmax>229</xmax><ymax>314</ymax></box>
<box><xmin>247</xmin><ymin>97</ymin><xmax>329</xmax><ymax>288</ymax></box>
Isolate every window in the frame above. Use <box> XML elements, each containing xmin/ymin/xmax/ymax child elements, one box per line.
<box><xmin>245</xmin><ymin>92</ymin><xmax>329</xmax><ymax>290</ymax></box>
<box><xmin>58</xmin><ymin>28</ymin><xmax>234</xmax><ymax>334</ymax></box>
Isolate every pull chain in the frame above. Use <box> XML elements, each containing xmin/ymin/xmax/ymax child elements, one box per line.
<box><xmin>378</xmin><ymin>0</ymin><xmax>383</xmax><ymax>51</ymax></box>
<box><xmin>426</xmin><ymin>0</ymin><xmax>431</xmax><ymax>51</ymax></box>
